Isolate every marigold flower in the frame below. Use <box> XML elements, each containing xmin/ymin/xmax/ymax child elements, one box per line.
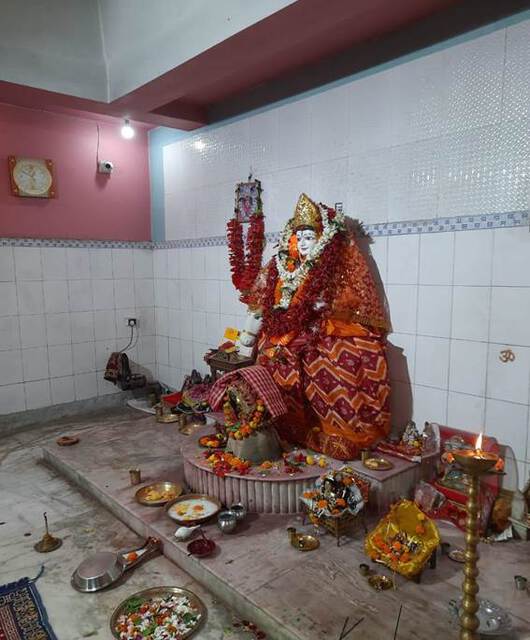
<box><xmin>288</xmin><ymin>234</ymin><xmax>299</xmax><ymax>259</ymax></box>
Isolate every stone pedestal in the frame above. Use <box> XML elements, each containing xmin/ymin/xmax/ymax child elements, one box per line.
<box><xmin>347</xmin><ymin>452</ymin><xmax>438</xmax><ymax>513</ymax></box>
<box><xmin>182</xmin><ymin>426</ymin><xmax>322</xmax><ymax>514</ymax></box>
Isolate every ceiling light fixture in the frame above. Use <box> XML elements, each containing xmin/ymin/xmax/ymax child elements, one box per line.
<box><xmin>121</xmin><ymin>119</ymin><xmax>135</xmax><ymax>139</ymax></box>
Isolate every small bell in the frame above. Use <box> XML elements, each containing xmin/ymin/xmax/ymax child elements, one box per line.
<box><xmin>34</xmin><ymin>512</ymin><xmax>62</xmax><ymax>553</ymax></box>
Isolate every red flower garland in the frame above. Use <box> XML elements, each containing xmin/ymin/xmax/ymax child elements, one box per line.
<box><xmin>261</xmin><ymin>231</ymin><xmax>345</xmax><ymax>340</ymax></box>
<box><xmin>227</xmin><ymin>214</ymin><xmax>265</xmax><ymax>302</ymax></box>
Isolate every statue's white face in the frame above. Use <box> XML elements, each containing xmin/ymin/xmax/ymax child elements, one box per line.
<box><xmin>296</xmin><ymin>229</ymin><xmax>317</xmax><ymax>258</ymax></box>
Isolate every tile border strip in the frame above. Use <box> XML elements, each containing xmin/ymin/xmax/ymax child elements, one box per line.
<box><xmin>368</xmin><ymin>209</ymin><xmax>529</xmax><ymax>237</ymax></box>
<box><xmin>153</xmin><ymin>209</ymin><xmax>529</xmax><ymax>249</ymax></box>
<box><xmin>0</xmin><ymin>237</ymin><xmax>153</xmax><ymax>249</ymax></box>
<box><xmin>1</xmin><ymin>209</ymin><xmax>528</xmax><ymax>250</ymax></box>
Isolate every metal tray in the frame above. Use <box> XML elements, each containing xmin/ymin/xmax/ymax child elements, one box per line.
<box><xmin>165</xmin><ymin>493</ymin><xmax>221</xmax><ymax>525</ymax></box>
<box><xmin>110</xmin><ymin>586</ymin><xmax>206</xmax><ymax>639</ymax></box>
<box><xmin>135</xmin><ymin>481</ymin><xmax>183</xmax><ymax>506</ymax></box>
<box><xmin>449</xmin><ymin>597</ymin><xmax>512</xmax><ymax>636</ymax></box>
<box><xmin>363</xmin><ymin>457</ymin><xmax>394</xmax><ymax>471</ymax></box>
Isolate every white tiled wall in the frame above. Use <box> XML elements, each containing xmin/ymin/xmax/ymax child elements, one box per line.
<box><xmin>0</xmin><ymin>245</ymin><xmax>155</xmax><ymax>414</ymax></box>
<box><xmin>154</xmin><ymin>21</ymin><xmax>530</xmax><ymax>487</ymax></box>
<box><xmin>153</xmin><ymin>244</ymin><xmax>247</xmax><ymax>391</ymax></box>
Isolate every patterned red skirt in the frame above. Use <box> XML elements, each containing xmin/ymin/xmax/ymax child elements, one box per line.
<box><xmin>259</xmin><ymin>332</ymin><xmax>391</xmax><ymax>460</ymax></box>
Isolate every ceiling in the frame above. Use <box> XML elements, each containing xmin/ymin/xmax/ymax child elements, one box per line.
<box><xmin>0</xmin><ymin>0</ymin><xmax>528</xmax><ymax>130</ymax></box>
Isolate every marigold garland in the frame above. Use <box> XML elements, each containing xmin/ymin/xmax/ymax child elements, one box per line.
<box><xmin>260</xmin><ymin>231</ymin><xmax>345</xmax><ymax>340</ymax></box>
<box><xmin>227</xmin><ymin>213</ymin><xmax>265</xmax><ymax>303</ymax></box>
<box><xmin>223</xmin><ymin>397</ymin><xmax>266</xmax><ymax>440</ymax></box>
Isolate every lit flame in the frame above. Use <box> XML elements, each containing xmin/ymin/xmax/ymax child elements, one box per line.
<box><xmin>475</xmin><ymin>432</ymin><xmax>483</xmax><ymax>451</ymax></box>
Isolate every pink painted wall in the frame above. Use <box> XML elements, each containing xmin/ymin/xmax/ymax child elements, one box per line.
<box><xmin>0</xmin><ymin>103</ymin><xmax>151</xmax><ymax>240</ymax></box>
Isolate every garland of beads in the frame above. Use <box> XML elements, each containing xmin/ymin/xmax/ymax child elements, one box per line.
<box><xmin>223</xmin><ymin>397</ymin><xmax>266</xmax><ymax>440</ymax></box>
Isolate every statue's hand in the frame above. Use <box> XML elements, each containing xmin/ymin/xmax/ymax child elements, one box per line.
<box><xmin>239</xmin><ymin>331</ymin><xmax>255</xmax><ymax>347</ymax></box>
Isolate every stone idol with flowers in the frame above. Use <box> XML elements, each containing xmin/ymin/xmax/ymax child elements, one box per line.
<box><xmin>208</xmin><ymin>365</ymin><xmax>287</xmax><ymax>464</ymax></box>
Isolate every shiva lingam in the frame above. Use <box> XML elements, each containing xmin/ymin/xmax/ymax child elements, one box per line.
<box><xmin>452</xmin><ymin>433</ymin><xmax>499</xmax><ymax>640</ymax></box>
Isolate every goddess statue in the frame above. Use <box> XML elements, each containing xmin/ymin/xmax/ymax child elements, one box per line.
<box><xmin>242</xmin><ymin>193</ymin><xmax>391</xmax><ymax>460</ymax></box>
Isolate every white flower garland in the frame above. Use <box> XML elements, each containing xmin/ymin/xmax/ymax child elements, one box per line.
<box><xmin>274</xmin><ymin>204</ymin><xmax>345</xmax><ymax>309</ymax></box>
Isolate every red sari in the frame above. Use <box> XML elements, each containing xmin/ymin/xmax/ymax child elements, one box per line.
<box><xmin>254</xmin><ymin>235</ymin><xmax>391</xmax><ymax>460</ymax></box>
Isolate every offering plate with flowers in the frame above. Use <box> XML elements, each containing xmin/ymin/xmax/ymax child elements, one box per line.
<box><xmin>376</xmin><ymin>420</ymin><xmax>427</xmax><ymax>462</ymax></box>
<box><xmin>300</xmin><ymin>467</ymin><xmax>369</xmax><ymax>519</ymax></box>
<box><xmin>198</xmin><ymin>432</ymin><xmax>227</xmax><ymax>450</ymax></box>
<box><xmin>365</xmin><ymin>499</ymin><xmax>440</xmax><ymax>578</ymax></box>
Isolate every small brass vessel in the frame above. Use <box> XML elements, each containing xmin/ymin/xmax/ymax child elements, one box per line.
<box><xmin>367</xmin><ymin>574</ymin><xmax>394</xmax><ymax>591</ymax></box>
<box><xmin>288</xmin><ymin>529</ymin><xmax>320</xmax><ymax>552</ymax></box>
<box><xmin>129</xmin><ymin>468</ymin><xmax>142</xmax><ymax>485</ymax></box>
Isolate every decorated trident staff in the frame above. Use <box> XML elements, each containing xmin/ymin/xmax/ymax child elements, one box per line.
<box><xmin>226</xmin><ymin>176</ymin><xmax>265</xmax><ymax>303</ymax></box>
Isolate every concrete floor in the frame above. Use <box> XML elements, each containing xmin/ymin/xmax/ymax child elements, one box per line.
<box><xmin>2</xmin><ymin>407</ymin><xmax>530</xmax><ymax>640</ymax></box>
<box><xmin>0</xmin><ymin>408</ymin><xmax>251</xmax><ymax>640</ymax></box>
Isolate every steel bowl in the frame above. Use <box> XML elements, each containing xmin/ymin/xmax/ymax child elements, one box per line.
<box><xmin>229</xmin><ymin>502</ymin><xmax>246</xmax><ymax>522</ymax></box>
<box><xmin>71</xmin><ymin>551</ymin><xmax>125</xmax><ymax>592</ymax></box>
<box><xmin>71</xmin><ymin>537</ymin><xmax>160</xmax><ymax>593</ymax></box>
<box><xmin>217</xmin><ymin>510</ymin><xmax>237</xmax><ymax>534</ymax></box>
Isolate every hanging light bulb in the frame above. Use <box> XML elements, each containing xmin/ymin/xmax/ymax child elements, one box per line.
<box><xmin>121</xmin><ymin>118</ymin><xmax>135</xmax><ymax>139</ymax></box>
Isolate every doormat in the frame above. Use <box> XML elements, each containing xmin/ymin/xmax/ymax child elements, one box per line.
<box><xmin>0</xmin><ymin>568</ymin><xmax>57</xmax><ymax>640</ymax></box>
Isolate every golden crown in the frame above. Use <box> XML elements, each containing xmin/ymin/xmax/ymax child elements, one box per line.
<box><xmin>292</xmin><ymin>193</ymin><xmax>322</xmax><ymax>231</ymax></box>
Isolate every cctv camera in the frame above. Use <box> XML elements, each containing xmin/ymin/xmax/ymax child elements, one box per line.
<box><xmin>98</xmin><ymin>160</ymin><xmax>114</xmax><ymax>174</ymax></box>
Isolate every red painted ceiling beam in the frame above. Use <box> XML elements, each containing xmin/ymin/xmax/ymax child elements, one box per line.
<box><xmin>0</xmin><ymin>0</ymin><xmax>527</xmax><ymax>129</ymax></box>
<box><xmin>114</xmin><ymin>0</ymin><xmax>458</xmax><ymax>113</ymax></box>
<box><xmin>0</xmin><ymin>79</ymin><xmax>203</xmax><ymax>130</ymax></box>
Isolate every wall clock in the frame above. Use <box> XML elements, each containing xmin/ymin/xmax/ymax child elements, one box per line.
<box><xmin>8</xmin><ymin>156</ymin><xmax>56</xmax><ymax>198</ymax></box>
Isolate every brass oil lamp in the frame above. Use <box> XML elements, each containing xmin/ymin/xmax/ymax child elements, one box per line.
<box><xmin>34</xmin><ymin>512</ymin><xmax>62</xmax><ymax>553</ymax></box>
<box><xmin>453</xmin><ymin>433</ymin><xmax>499</xmax><ymax>640</ymax></box>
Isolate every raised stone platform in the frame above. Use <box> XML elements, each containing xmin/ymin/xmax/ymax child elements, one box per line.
<box><xmin>183</xmin><ymin>427</ymin><xmax>322</xmax><ymax>514</ymax></box>
<box><xmin>42</xmin><ymin>414</ymin><xmax>530</xmax><ymax>640</ymax></box>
